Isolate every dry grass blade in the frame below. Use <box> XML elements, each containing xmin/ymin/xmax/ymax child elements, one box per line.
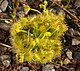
<box><xmin>0</xmin><ymin>43</ymin><xmax>12</xmax><ymax>48</ymax></box>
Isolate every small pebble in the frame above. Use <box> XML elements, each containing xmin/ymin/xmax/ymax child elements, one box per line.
<box><xmin>20</xmin><ymin>67</ymin><xmax>29</xmax><ymax>71</ymax></box>
<box><xmin>0</xmin><ymin>46</ymin><xmax>7</xmax><ymax>55</ymax></box>
<box><xmin>42</xmin><ymin>64</ymin><xmax>55</xmax><ymax>71</ymax></box>
<box><xmin>70</xmin><ymin>28</ymin><xmax>74</xmax><ymax>36</ymax></box>
<box><xmin>74</xmin><ymin>0</ymin><xmax>80</xmax><ymax>8</ymax></box>
<box><xmin>72</xmin><ymin>38</ymin><xmax>80</xmax><ymax>45</ymax></box>
<box><xmin>63</xmin><ymin>58</ymin><xmax>71</xmax><ymax>65</ymax></box>
<box><xmin>66</xmin><ymin>49</ymin><xmax>73</xmax><ymax>59</ymax></box>
<box><xmin>68</xmin><ymin>67</ymin><xmax>75</xmax><ymax>71</ymax></box>
<box><xmin>2</xmin><ymin>60</ymin><xmax>10</xmax><ymax>67</ymax></box>
<box><xmin>0</xmin><ymin>55</ymin><xmax>10</xmax><ymax>61</ymax></box>
<box><xmin>0</xmin><ymin>23</ymin><xmax>10</xmax><ymax>31</ymax></box>
<box><xmin>52</xmin><ymin>69</ymin><xmax>55</xmax><ymax>71</ymax></box>
<box><xmin>0</xmin><ymin>0</ymin><xmax>8</xmax><ymax>12</ymax></box>
<box><xmin>74</xmin><ymin>30</ymin><xmax>80</xmax><ymax>36</ymax></box>
<box><xmin>17</xmin><ymin>11</ymin><xmax>25</xmax><ymax>18</ymax></box>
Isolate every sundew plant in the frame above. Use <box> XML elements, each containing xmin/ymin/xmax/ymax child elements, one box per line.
<box><xmin>10</xmin><ymin>1</ymin><xmax>67</xmax><ymax>63</ymax></box>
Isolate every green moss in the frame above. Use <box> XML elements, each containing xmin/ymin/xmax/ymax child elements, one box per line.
<box><xmin>10</xmin><ymin>1</ymin><xmax>67</xmax><ymax>63</ymax></box>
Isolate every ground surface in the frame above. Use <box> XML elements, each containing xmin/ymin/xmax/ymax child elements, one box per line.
<box><xmin>0</xmin><ymin>0</ymin><xmax>80</xmax><ymax>71</ymax></box>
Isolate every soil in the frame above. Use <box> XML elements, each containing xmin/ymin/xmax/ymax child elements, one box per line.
<box><xmin>0</xmin><ymin>0</ymin><xmax>80</xmax><ymax>71</ymax></box>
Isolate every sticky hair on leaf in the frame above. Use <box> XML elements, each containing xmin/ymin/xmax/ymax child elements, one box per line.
<box><xmin>10</xmin><ymin>1</ymin><xmax>67</xmax><ymax>64</ymax></box>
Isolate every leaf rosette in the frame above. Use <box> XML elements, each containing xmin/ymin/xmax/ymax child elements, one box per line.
<box><xmin>11</xmin><ymin>4</ymin><xmax>67</xmax><ymax>63</ymax></box>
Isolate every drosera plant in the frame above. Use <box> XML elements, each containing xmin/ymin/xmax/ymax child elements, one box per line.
<box><xmin>10</xmin><ymin>0</ymin><xmax>68</xmax><ymax>64</ymax></box>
